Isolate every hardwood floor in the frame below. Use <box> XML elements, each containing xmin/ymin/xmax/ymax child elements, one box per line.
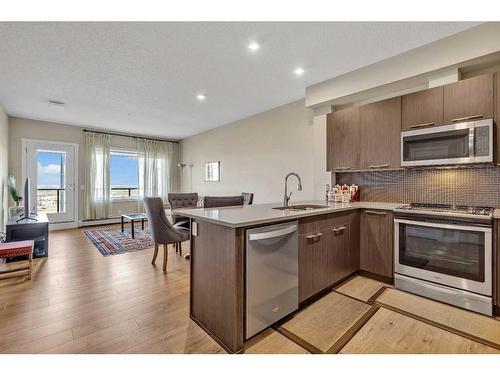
<box><xmin>0</xmin><ymin>226</ymin><xmax>224</xmax><ymax>354</ymax></box>
<box><xmin>340</xmin><ymin>308</ymin><xmax>498</xmax><ymax>354</ymax></box>
<box><xmin>374</xmin><ymin>287</ymin><xmax>500</xmax><ymax>348</ymax></box>
<box><xmin>1</xmin><ymin>230</ymin><xmax>499</xmax><ymax>354</ymax></box>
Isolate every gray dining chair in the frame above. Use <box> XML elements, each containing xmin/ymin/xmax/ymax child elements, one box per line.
<box><xmin>203</xmin><ymin>195</ymin><xmax>245</xmax><ymax>208</ymax></box>
<box><xmin>143</xmin><ymin>197</ymin><xmax>189</xmax><ymax>272</ymax></box>
<box><xmin>167</xmin><ymin>193</ymin><xmax>198</xmax><ymax>226</ymax></box>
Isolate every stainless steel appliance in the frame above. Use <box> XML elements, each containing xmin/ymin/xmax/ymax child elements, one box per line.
<box><xmin>401</xmin><ymin>119</ymin><xmax>493</xmax><ymax>167</ymax></box>
<box><xmin>394</xmin><ymin>203</ymin><xmax>493</xmax><ymax>315</ymax></box>
<box><xmin>246</xmin><ymin>221</ymin><xmax>298</xmax><ymax>338</ymax></box>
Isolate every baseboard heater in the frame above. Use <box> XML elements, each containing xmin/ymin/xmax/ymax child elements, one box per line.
<box><xmin>80</xmin><ymin>217</ymin><xmax>122</xmax><ymax>227</ymax></box>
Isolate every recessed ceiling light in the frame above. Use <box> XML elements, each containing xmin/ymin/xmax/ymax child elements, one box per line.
<box><xmin>294</xmin><ymin>67</ymin><xmax>305</xmax><ymax>76</ymax></box>
<box><xmin>196</xmin><ymin>94</ymin><xmax>206</xmax><ymax>101</ymax></box>
<box><xmin>248</xmin><ymin>42</ymin><xmax>260</xmax><ymax>51</ymax></box>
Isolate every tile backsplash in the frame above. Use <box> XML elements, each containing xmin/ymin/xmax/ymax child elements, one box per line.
<box><xmin>335</xmin><ymin>166</ymin><xmax>500</xmax><ymax>207</ymax></box>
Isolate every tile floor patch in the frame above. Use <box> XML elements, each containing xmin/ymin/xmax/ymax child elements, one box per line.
<box><xmin>335</xmin><ymin>275</ymin><xmax>390</xmax><ymax>302</ymax></box>
<box><xmin>280</xmin><ymin>292</ymin><xmax>372</xmax><ymax>352</ymax></box>
<box><xmin>244</xmin><ymin>329</ymin><xmax>309</xmax><ymax>354</ymax></box>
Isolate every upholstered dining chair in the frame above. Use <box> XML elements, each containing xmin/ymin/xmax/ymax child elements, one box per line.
<box><xmin>203</xmin><ymin>195</ymin><xmax>245</xmax><ymax>208</ymax></box>
<box><xmin>143</xmin><ymin>197</ymin><xmax>189</xmax><ymax>272</ymax></box>
<box><xmin>241</xmin><ymin>192</ymin><xmax>254</xmax><ymax>205</ymax></box>
<box><xmin>167</xmin><ymin>192</ymin><xmax>199</xmax><ymax>226</ymax></box>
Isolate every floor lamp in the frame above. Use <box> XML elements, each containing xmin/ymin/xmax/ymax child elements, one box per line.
<box><xmin>177</xmin><ymin>163</ymin><xmax>187</xmax><ymax>192</ymax></box>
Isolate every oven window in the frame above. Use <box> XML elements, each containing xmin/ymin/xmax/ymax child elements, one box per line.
<box><xmin>403</xmin><ymin>129</ymin><xmax>470</xmax><ymax>162</ymax></box>
<box><xmin>399</xmin><ymin>224</ymin><xmax>485</xmax><ymax>282</ymax></box>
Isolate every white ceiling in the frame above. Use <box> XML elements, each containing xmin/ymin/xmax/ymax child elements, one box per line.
<box><xmin>0</xmin><ymin>22</ymin><xmax>480</xmax><ymax>139</ymax></box>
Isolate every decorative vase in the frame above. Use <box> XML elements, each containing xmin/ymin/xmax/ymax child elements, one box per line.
<box><xmin>8</xmin><ymin>205</ymin><xmax>23</xmax><ymax>218</ymax></box>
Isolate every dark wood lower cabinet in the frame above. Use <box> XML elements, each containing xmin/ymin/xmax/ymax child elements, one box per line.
<box><xmin>329</xmin><ymin>212</ymin><xmax>359</xmax><ymax>284</ymax></box>
<box><xmin>359</xmin><ymin>209</ymin><xmax>394</xmax><ymax>279</ymax></box>
<box><xmin>190</xmin><ymin>220</ymin><xmax>245</xmax><ymax>353</ymax></box>
<box><xmin>298</xmin><ymin>211</ymin><xmax>360</xmax><ymax>303</ymax></box>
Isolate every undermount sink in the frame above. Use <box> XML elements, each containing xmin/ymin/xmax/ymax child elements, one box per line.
<box><xmin>273</xmin><ymin>204</ymin><xmax>330</xmax><ymax>211</ymax></box>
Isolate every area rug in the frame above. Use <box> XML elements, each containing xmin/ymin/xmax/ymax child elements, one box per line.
<box><xmin>84</xmin><ymin>226</ymin><xmax>155</xmax><ymax>256</ymax></box>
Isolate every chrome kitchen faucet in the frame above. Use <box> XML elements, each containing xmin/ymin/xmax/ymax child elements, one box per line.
<box><xmin>283</xmin><ymin>172</ymin><xmax>302</xmax><ymax>208</ymax></box>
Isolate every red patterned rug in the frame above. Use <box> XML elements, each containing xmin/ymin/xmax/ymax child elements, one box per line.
<box><xmin>84</xmin><ymin>226</ymin><xmax>155</xmax><ymax>256</ymax></box>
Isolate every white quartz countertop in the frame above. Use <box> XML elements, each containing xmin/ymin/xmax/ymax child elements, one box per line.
<box><xmin>174</xmin><ymin>200</ymin><xmax>400</xmax><ymax>228</ymax></box>
<box><xmin>494</xmin><ymin>209</ymin><xmax>500</xmax><ymax>219</ymax></box>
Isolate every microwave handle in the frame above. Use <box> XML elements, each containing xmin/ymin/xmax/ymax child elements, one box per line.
<box><xmin>469</xmin><ymin>127</ymin><xmax>475</xmax><ymax>157</ymax></box>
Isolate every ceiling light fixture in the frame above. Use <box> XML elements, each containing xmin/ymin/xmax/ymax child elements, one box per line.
<box><xmin>248</xmin><ymin>42</ymin><xmax>260</xmax><ymax>51</ymax></box>
<box><xmin>294</xmin><ymin>67</ymin><xmax>305</xmax><ymax>76</ymax></box>
<box><xmin>196</xmin><ymin>94</ymin><xmax>206</xmax><ymax>101</ymax></box>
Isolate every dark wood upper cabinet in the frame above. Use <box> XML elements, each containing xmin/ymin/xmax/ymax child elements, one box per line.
<box><xmin>443</xmin><ymin>74</ymin><xmax>494</xmax><ymax>124</ymax></box>
<box><xmin>402</xmin><ymin>86</ymin><xmax>444</xmax><ymax>131</ymax></box>
<box><xmin>360</xmin><ymin>97</ymin><xmax>401</xmax><ymax>170</ymax></box>
<box><xmin>495</xmin><ymin>73</ymin><xmax>500</xmax><ymax>165</ymax></box>
<box><xmin>494</xmin><ymin>219</ymin><xmax>500</xmax><ymax>310</ymax></box>
<box><xmin>327</xmin><ymin>107</ymin><xmax>360</xmax><ymax>172</ymax></box>
<box><xmin>360</xmin><ymin>209</ymin><xmax>394</xmax><ymax>278</ymax></box>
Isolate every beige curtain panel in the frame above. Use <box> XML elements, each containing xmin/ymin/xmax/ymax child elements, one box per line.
<box><xmin>84</xmin><ymin>132</ymin><xmax>111</xmax><ymax>220</ymax></box>
<box><xmin>137</xmin><ymin>138</ymin><xmax>176</xmax><ymax>208</ymax></box>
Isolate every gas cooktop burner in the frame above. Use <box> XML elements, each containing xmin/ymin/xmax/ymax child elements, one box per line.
<box><xmin>396</xmin><ymin>203</ymin><xmax>493</xmax><ymax>216</ymax></box>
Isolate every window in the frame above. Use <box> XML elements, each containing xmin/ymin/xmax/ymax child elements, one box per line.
<box><xmin>110</xmin><ymin>149</ymin><xmax>138</xmax><ymax>200</ymax></box>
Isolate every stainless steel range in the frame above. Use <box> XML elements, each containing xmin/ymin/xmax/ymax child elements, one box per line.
<box><xmin>393</xmin><ymin>203</ymin><xmax>493</xmax><ymax>315</ymax></box>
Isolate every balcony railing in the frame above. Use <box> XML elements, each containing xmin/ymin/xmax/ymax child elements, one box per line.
<box><xmin>111</xmin><ymin>187</ymin><xmax>138</xmax><ymax>199</ymax></box>
<box><xmin>37</xmin><ymin>187</ymin><xmax>139</xmax><ymax>214</ymax></box>
<box><xmin>37</xmin><ymin>188</ymin><xmax>65</xmax><ymax>213</ymax></box>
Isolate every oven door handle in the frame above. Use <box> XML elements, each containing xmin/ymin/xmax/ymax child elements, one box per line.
<box><xmin>394</xmin><ymin>218</ymin><xmax>492</xmax><ymax>232</ymax></box>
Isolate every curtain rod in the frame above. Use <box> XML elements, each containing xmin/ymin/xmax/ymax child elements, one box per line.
<box><xmin>83</xmin><ymin>129</ymin><xmax>179</xmax><ymax>144</ymax></box>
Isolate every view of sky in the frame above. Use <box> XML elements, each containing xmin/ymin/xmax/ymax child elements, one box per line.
<box><xmin>110</xmin><ymin>154</ymin><xmax>138</xmax><ymax>188</ymax></box>
<box><xmin>37</xmin><ymin>151</ymin><xmax>64</xmax><ymax>188</ymax></box>
<box><xmin>37</xmin><ymin>151</ymin><xmax>138</xmax><ymax>189</ymax></box>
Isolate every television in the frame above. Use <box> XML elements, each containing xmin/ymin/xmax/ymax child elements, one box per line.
<box><xmin>16</xmin><ymin>177</ymin><xmax>36</xmax><ymax>222</ymax></box>
<box><xmin>24</xmin><ymin>177</ymin><xmax>31</xmax><ymax>218</ymax></box>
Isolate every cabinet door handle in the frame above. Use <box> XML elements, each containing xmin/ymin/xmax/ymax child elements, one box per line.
<box><xmin>333</xmin><ymin>226</ymin><xmax>347</xmax><ymax>233</ymax></box>
<box><xmin>368</xmin><ymin>164</ymin><xmax>390</xmax><ymax>169</ymax></box>
<box><xmin>305</xmin><ymin>232</ymin><xmax>323</xmax><ymax>240</ymax></box>
<box><xmin>334</xmin><ymin>166</ymin><xmax>352</xmax><ymax>171</ymax></box>
<box><xmin>365</xmin><ymin>210</ymin><xmax>387</xmax><ymax>216</ymax></box>
<box><xmin>451</xmin><ymin>114</ymin><xmax>483</xmax><ymax>123</ymax></box>
<box><xmin>409</xmin><ymin>122</ymin><xmax>435</xmax><ymax>129</ymax></box>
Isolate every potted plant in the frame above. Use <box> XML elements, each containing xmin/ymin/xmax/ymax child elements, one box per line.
<box><xmin>7</xmin><ymin>176</ymin><xmax>23</xmax><ymax>218</ymax></box>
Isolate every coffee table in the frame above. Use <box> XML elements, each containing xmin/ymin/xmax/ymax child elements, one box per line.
<box><xmin>121</xmin><ymin>213</ymin><xmax>147</xmax><ymax>239</ymax></box>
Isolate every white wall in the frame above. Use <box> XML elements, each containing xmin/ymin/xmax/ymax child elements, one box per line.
<box><xmin>306</xmin><ymin>22</ymin><xmax>500</xmax><ymax>107</ymax></box>
<box><xmin>0</xmin><ymin>102</ymin><xmax>8</xmax><ymax>231</ymax></box>
<box><xmin>180</xmin><ymin>100</ymin><xmax>330</xmax><ymax>204</ymax></box>
<box><xmin>8</xmin><ymin>117</ymin><xmax>180</xmax><ymax>221</ymax></box>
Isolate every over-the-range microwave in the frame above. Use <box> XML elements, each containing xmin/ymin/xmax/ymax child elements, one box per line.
<box><xmin>401</xmin><ymin>118</ymin><xmax>493</xmax><ymax>167</ymax></box>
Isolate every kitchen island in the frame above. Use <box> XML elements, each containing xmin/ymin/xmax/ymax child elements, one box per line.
<box><xmin>175</xmin><ymin>200</ymin><xmax>399</xmax><ymax>353</ymax></box>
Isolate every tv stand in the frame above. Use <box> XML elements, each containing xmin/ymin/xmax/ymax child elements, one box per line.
<box><xmin>6</xmin><ymin>212</ymin><xmax>49</xmax><ymax>258</ymax></box>
<box><xmin>16</xmin><ymin>214</ymin><xmax>38</xmax><ymax>223</ymax></box>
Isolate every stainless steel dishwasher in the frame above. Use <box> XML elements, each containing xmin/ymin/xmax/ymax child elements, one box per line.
<box><xmin>245</xmin><ymin>221</ymin><xmax>298</xmax><ymax>339</ymax></box>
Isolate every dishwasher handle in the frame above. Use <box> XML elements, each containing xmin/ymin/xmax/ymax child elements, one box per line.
<box><xmin>248</xmin><ymin>225</ymin><xmax>297</xmax><ymax>241</ymax></box>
